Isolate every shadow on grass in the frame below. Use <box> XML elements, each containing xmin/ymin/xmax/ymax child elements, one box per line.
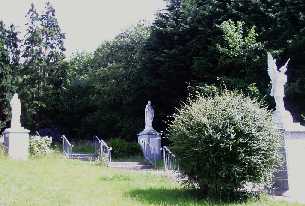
<box><xmin>128</xmin><ymin>188</ymin><xmax>208</xmax><ymax>206</ymax></box>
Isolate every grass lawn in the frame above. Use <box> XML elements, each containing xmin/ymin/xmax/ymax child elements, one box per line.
<box><xmin>0</xmin><ymin>153</ymin><xmax>303</xmax><ymax>206</ymax></box>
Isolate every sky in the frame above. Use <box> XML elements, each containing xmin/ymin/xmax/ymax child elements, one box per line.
<box><xmin>0</xmin><ymin>0</ymin><xmax>166</xmax><ymax>57</ymax></box>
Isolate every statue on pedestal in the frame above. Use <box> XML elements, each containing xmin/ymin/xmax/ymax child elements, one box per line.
<box><xmin>138</xmin><ymin>100</ymin><xmax>161</xmax><ymax>162</ymax></box>
<box><xmin>5</xmin><ymin>93</ymin><xmax>30</xmax><ymax>160</ymax></box>
<box><xmin>10</xmin><ymin>93</ymin><xmax>22</xmax><ymax>129</ymax></box>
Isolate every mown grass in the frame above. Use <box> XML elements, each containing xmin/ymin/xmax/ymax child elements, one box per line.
<box><xmin>0</xmin><ymin>153</ymin><xmax>303</xmax><ymax>206</ymax></box>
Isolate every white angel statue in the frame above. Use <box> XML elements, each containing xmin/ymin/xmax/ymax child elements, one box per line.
<box><xmin>267</xmin><ymin>52</ymin><xmax>290</xmax><ymax>112</ymax></box>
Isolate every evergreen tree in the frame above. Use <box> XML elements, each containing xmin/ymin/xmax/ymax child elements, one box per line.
<box><xmin>0</xmin><ymin>21</ymin><xmax>20</xmax><ymax>130</ymax></box>
<box><xmin>140</xmin><ymin>0</ymin><xmax>305</xmax><ymax>127</ymax></box>
<box><xmin>21</xmin><ymin>2</ymin><xmax>66</xmax><ymax>129</ymax></box>
<box><xmin>57</xmin><ymin>23</ymin><xmax>151</xmax><ymax>139</ymax></box>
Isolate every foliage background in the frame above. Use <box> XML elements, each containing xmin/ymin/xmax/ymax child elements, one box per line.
<box><xmin>0</xmin><ymin>1</ymin><xmax>305</xmax><ymax>141</ymax></box>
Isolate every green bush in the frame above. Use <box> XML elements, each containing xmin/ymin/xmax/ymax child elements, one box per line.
<box><xmin>167</xmin><ymin>91</ymin><xmax>281</xmax><ymax>199</ymax></box>
<box><xmin>0</xmin><ymin>145</ymin><xmax>6</xmax><ymax>158</ymax></box>
<box><xmin>72</xmin><ymin>140</ymin><xmax>95</xmax><ymax>153</ymax></box>
<box><xmin>29</xmin><ymin>135</ymin><xmax>53</xmax><ymax>157</ymax></box>
<box><xmin>108</xmin><ymin>138</ymin><xmax>142</xmax><ymax>159</ymax></box>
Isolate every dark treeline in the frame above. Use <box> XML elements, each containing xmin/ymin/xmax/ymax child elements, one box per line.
<box><xmin>0</xmin><ymin>1</ymin><xmax>304</xmax><ymax>141</ymax></box>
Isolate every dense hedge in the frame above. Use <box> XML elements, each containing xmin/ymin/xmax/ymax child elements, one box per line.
<box><xmin>167</xmin><ymin>91</ymin><xmax>281</xmax><ymax>199</ymax></box>
<box><xmin>108</xmin><ymin>138</ymin><xmax>142</xmax><ymax>159</ymax></box>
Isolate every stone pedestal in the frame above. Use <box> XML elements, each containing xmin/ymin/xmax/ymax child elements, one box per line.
<box><xmin>271</xmin><ymin>129</ymin><xmax>289</xmax><ymax>195</ymax></box>
<box><xmin>271</xmin><ymin>110</ymin><xmax>305</xmax><ymax>199</ymax></box>
<box><xmin>273</xmin><ymin>110</ymin><xmax>305</xmax><ymax>132</ymax></box>
<box><xmin>3</xmin><ymin>127</ymin><xmax>30</xmax><ymax>160</ymax></box>
<box><xmin>138</xmin><ymin>128</ymin><xmax>161</xmax><ymax>162</ymax></box>
<box><xmin>283</xmin><ymin>130</ymin><xmax>305</xmax><ymax>199</ymax></box>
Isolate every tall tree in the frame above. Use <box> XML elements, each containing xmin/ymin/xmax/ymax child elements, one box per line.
<box><xmin>21</xmin><ymin>2</ymin><xmax>66</xmax><ymax>129</ymax></box>
<box><xmin>93</xmin><ymin>22</ymin><xmax>150</xmax><ymax>69</ymax></box>
<box><xmin>140</xmin><ymin>0</ymin><xmax>305</xmax><ymax>128</ymax></box>
<box><xmin>0</xmin><ymin>21</ymin><xmax>20</xmax><ymax>130</ymax></box>
<box><xmin>68</xmin><ymin>51</ymin><xmax>94</xmax><ymax>82</ymax></box>
<box><xmin>55</xmin><ymin>23</ymin><xmax>151</xmax><ymax>139</ymax></box>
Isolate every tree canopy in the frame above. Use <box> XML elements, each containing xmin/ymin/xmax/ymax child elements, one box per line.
<box><xmin>1</xmin><ymin>1</ymin><xmax>305</xmax><ymax>140</ymax></box>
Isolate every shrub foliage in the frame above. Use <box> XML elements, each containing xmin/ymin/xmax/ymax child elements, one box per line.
<box><xmin>29</xmin><ymin>135</ymin><xmax>52</xmax><ymax>157</ymax></box>
<box><xmin>0</xmin><ymin>145</ymin><xmax>6</xmax><ymax>158</ymax></box>
<box><xmin>108</xmin><ymin>138</ymin><xmax>142</xmax><ymax>159</ymax></box>
<box><xmin>167</xmin><ymin>91</ymin><xmax>281</xmax><ymax>198</ymax></box>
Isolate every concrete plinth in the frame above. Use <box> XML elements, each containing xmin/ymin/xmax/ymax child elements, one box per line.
<box><xmin>3</xmin><ymin>127</ymin><xmax>30</xmax><ymax>160</ymax></box>
<box><xmin>138</xmin><ymin>128</ymin><xmax>161</xmax><ymax>161</ymax></box>
<box><xmin>271</xmin><ymin>111</ymin><xmax>305</xmax><ymax>197</ymax></box>
<box><xmin>272</xmin><ymin>129</ymin><xmax>289</xmax><ymax>195</ymax></box>
<box><xmin>283</xmin><ymin>130</ymin><xmax>305</xmax><ymax>199</ymax></box>
<box><xmin>271</xmin><ymin>111</ymin><xmax>305</xmax><ymax>200</ymax></box>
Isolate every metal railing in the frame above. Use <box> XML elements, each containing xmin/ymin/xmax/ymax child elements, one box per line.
<box><xmin>62</xmin><ymin>135</ymin><xmax>73</xmax><ymax>158</ymax></box>
<box><xmin>163</xmin><ymin>146</ymin><xmax>179</xmax><ymax>171</ymax></box>
<box><xmin>94</xmin><ymin>136</ymin><xmax>112</xmax><ymax>165</ymax></box>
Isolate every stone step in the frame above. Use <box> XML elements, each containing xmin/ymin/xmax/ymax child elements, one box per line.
<box><xmin>68</xmin><ymin>153</ymin><xmax>97</xmax><ymax>161</ymax></box>
<box><xmin>109</xmin><ymin>161</ymin><xmax>153</xmax><ymax>170</ymax></box>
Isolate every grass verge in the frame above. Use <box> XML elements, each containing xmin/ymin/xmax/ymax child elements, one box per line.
<box><xmin>0</xmin><ymin>153</ymin><xmax>303</xmax><ymax>206</ymax></box>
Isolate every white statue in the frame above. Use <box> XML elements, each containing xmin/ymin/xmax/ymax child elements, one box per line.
<box><xmin>145</xmin><ymin>101</ymin><xmax>154</xmax><ymax>129</ymax></box>
<box><xmin>267</xmin><ymin>52</ymin><xmax>290</xmax><ymax>112</ymax></box>
<box><xmin>10</xmin><ymin>93</ymin><xmax>22</xmax><ymax>128</ymax></box>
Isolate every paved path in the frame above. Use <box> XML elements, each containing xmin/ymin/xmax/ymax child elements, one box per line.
<box><xmin>68</xmin><ymin>153</ymin><xmax>97</xmax><ymax>161</ymax></box>
<box><xmin>273</xmin><ymin>195</ymin><xmax>305</xmax><ymax>205</ymax></box>
<box><xmin>109</xmin><ymin>161</ymin><xmax>153</xmax><ymax>170</ymax></box>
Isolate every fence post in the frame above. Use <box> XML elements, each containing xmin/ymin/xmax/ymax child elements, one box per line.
<box><xmin>162</xmin><ymin>147</ymin><xmax>166</xmax><ymax>170</ymax></box>
<box><xmin>62</xmin><ymin>136</ymin><xmax>64</xmax><ymax>156</ymax></box>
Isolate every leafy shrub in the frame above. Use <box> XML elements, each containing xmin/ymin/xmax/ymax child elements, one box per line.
<box><xmin>0</xmin><ymin>135</ymin><xmax>7</xmax><ymax>158</ymax></box>
<box><xmin>29</xmin><ymin>135</ymin><xmax>53</xmax><ymax>157</ymax></box>
<box><xmin>108</xmin><ymin>138</ymin><xmax>141</xmax><ymax>159</ymax></box>
<box><xmin>167</xmin><ymin>91</ymin><xmax>281</xmax><ymax>199</ymax></box>
<box><xmin>191</xmin><ymin>81</ymin><xmax>264</xmax><ymax>105</ymax></box>
<box><xmin>72</xmin><ymin>140</ymin><xmax>95</xmax><ymax>153</ymax></box>
<box><xmin>127</xmin><ymin>143</ymin><xmax>142</xmax><ymax>157</ymax></box>
<box><xmin>189</xmin><ymin>84</ymin><xmax>220</xmax><ymax>99</ymax></box>
<box><xmin>0</xmin><ymin>145</ymin><xmax>5</xmax><ymax>158</ymax></box>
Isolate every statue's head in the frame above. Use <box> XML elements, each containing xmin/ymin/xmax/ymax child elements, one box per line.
<box><xmin>148</xmin><ymin>100</ymin><xmax>151</xmax><ymax>105</ymax></box>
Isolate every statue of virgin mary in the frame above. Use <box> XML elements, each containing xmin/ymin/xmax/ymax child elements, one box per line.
<box><xmin>145</xmin><ymin>101</ymin><xmax>154</xmax><ymax>129</ymax></box>
<box><xmin>10</xmin><ymin>93</ymin><xmax>22</xmax><ymax>128</ymax></box>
